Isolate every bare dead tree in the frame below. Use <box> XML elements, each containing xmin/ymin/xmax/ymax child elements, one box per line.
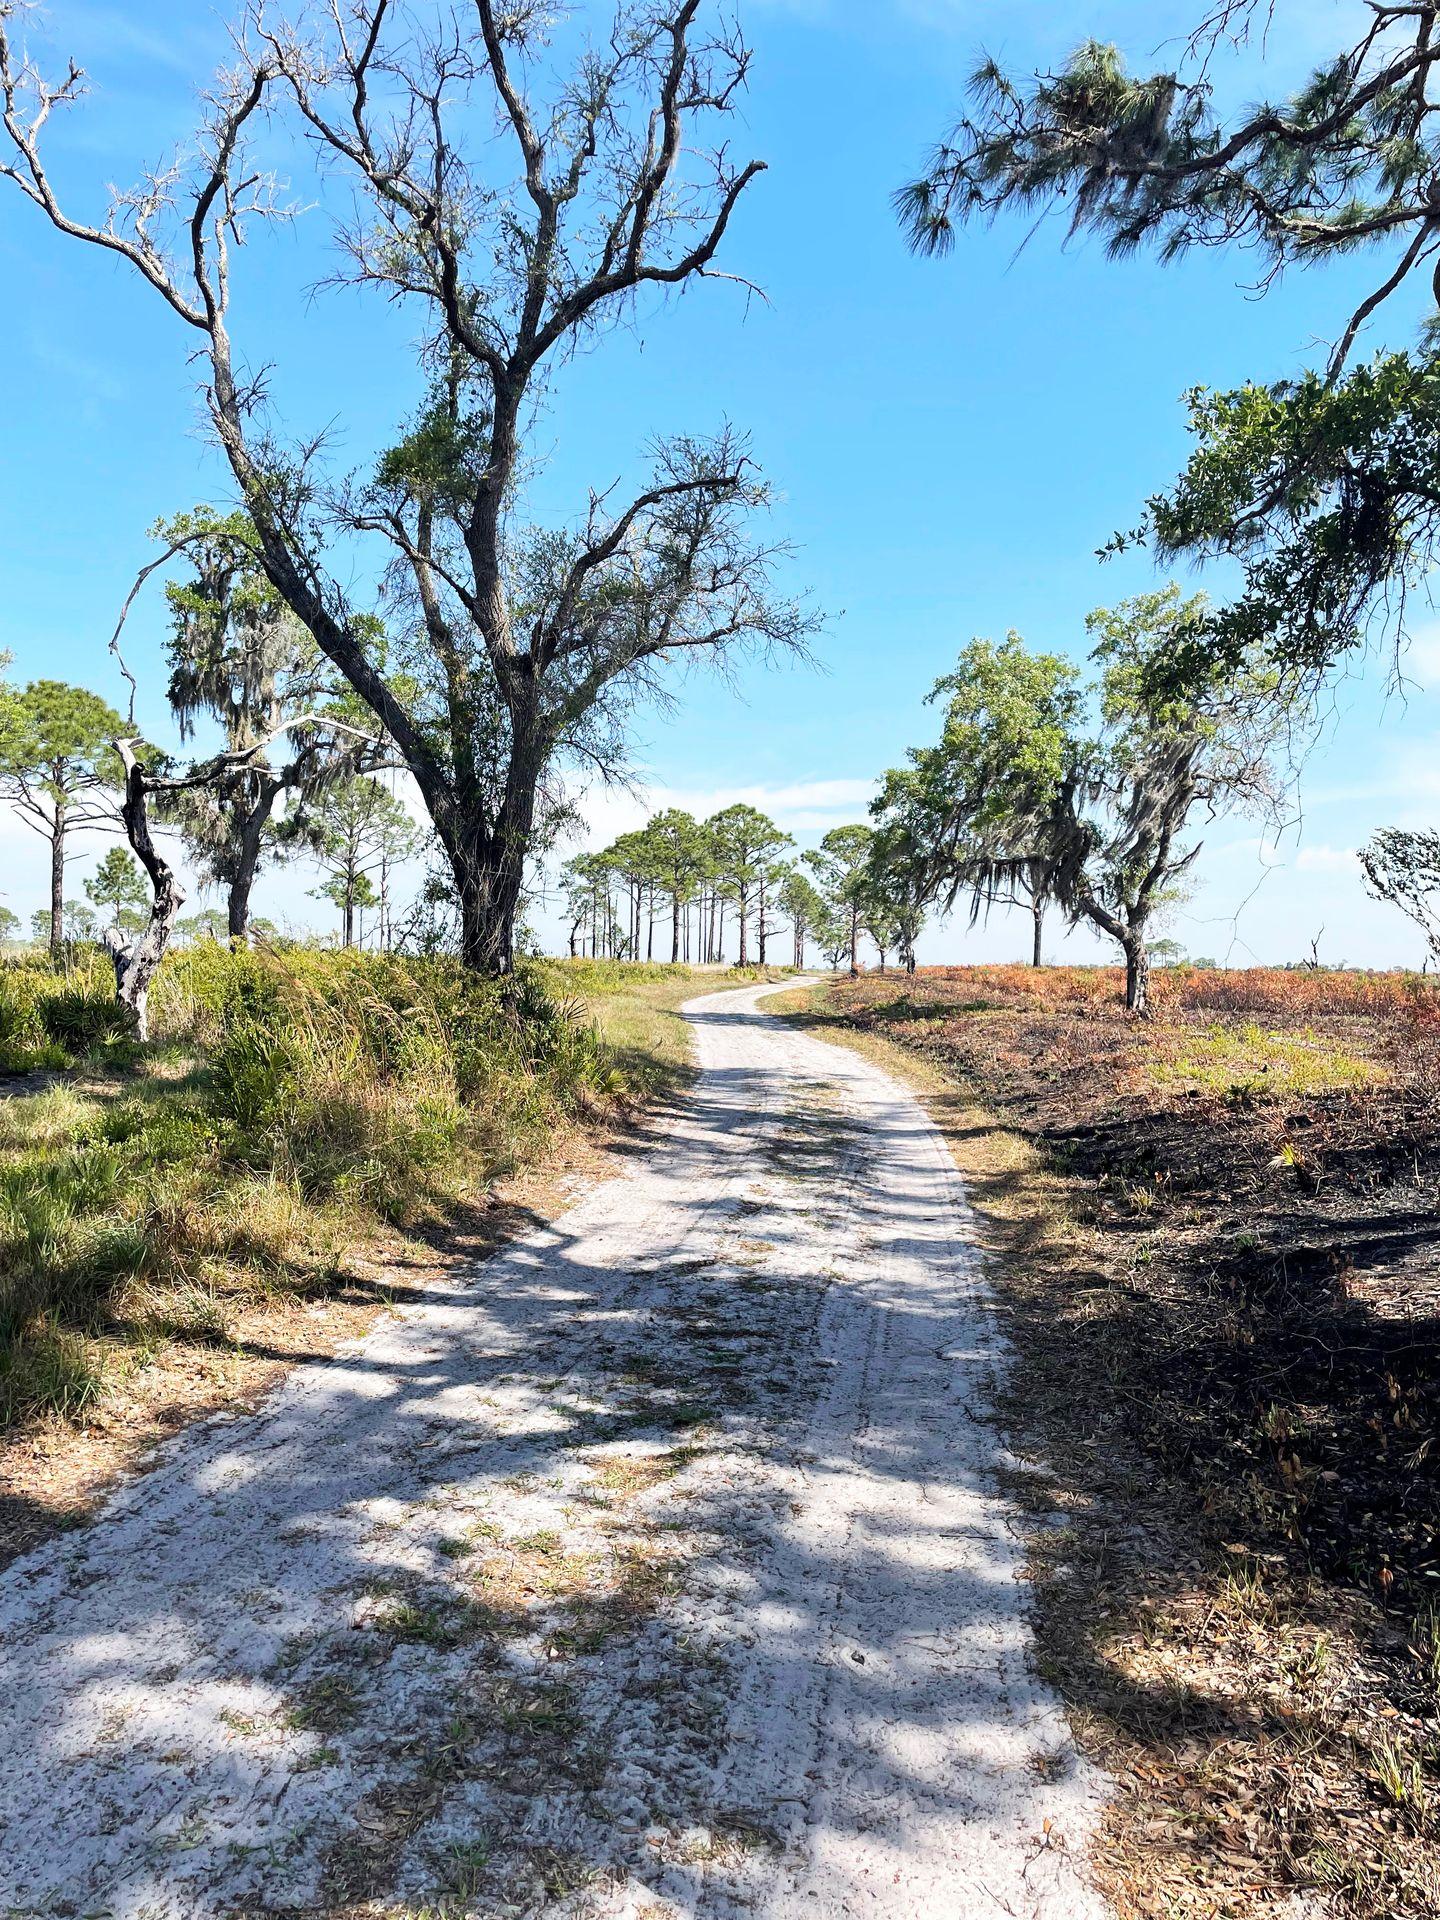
<box><xmin>0</xmin><ymin>0</ymin><xmax>814</xmax><ymax>974</ymax></box>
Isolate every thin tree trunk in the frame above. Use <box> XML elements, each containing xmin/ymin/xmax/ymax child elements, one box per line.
<box><xmin>849</xmin><ymin>903</ymin><xmax>859</xmax><ymax>977</ymax></box>
<box><xmin>49</xmin><ymin>798</ymin><xmax>65</xmax><ymax>960</ymax></box>
<box><xmin>1032</xmin><ymin>898</ymin><xmax>1044</xmax><ymax>968</ymax></box>
<box><xmin>672</xmin><ymin>890</ymin><xmax>681</xmax><ymax>965</ymax></box>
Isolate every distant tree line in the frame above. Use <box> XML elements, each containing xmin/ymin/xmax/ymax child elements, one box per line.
<box><xmin>559</xmin><ymin>806</ymin><xmax>927</xmax><ymax>973</ymax></box>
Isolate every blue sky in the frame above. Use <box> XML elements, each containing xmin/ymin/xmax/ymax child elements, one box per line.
<box><xmin>0</xmin><ymin>0</ymin><xmax>1436</xmax><ymax>965</ymax></box>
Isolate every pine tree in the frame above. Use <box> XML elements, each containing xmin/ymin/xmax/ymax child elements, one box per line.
<box><xmin>0</xmin><ymin>681</ymin><xmax>123</xmax><ymax>958</ymax></box>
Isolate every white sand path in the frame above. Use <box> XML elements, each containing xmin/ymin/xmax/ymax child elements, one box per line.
<box><xmin>0</xmin><ymin>980</ymin><xmax>1109</xmax><ymax>1919</ymax></box>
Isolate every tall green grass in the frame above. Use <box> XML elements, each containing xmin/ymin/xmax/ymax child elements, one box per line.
<box><xmin>0</xmin><ymin>949</ymin><xmax>611</xmax><ymax>1427</ymax></box>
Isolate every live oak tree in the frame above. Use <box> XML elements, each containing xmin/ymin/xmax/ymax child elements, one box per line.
<box><xmin>0</xmin><ymin>1</ymin><xmax>813</xmax><ymax>977</ymax></box>
<box><xmin>156</xmin><ymin>507</ymin><xmax>389</xmax><ymax>943</ymax></box>
<box><xmin>898</xmin><ymin>6</ymin><xmax>1440</xmax><ymax>683</ymax></box>
<box><xmin>0</xmin><ymin>680</ymin><xmax>123</xmax><ymax>958</ymax></box>
<box><xmin>1040</xmin><ymin>590</ymin><xmax>1281</xmax><ymax>1012</ymax></box>
<box><xmin>889</xmin><ymin>591</ymin><xmax>1285</xmax><ymax>1011</ymax></box>
<box><xmin>871</xmin><ymin>636</ymin><xmax>1082</xmax><ymax>967</ymax></box>
<box><xmin>1138</xmin><ymin>356</ymin><xmax>1440</xmax><ymax>689</ymax></box>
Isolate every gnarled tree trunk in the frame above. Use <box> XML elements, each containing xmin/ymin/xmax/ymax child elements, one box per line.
<box><xmin>1077</xmin><ymin>895</ymin><xmax>1152</xmax><ymax>1016</ymax></box>
<box><xmin>1123</xmin><ymin>932</ymin><xmax>1150</xmax><ymax>1015</ymax></box>
<box><xmin>108</xmin><ymin>744</ymin><xmax>186</xmax><ymax>1042</ymax></box>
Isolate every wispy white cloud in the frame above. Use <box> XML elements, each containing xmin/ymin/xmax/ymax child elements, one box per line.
<box><xmin>1306</xmin><ymin>729</ymin><xmax>1440</xmax><ymax>810</ymax></box>
<box><xmin>40</xmin><ymin>4</ymin><xmax>214</xmax><ymax>77</ymax></box>
<box><xmin>25</xmin><ymin>332</ymin><xmax>128</xmax><ymax>409</ymax></box>
<box><xmin>1294</xmin><ymin>844</ymin><xmax>1359</xmax><ymax>875</ymax></box>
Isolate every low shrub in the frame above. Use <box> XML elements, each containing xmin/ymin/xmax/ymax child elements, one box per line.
<box><xmin>0</xmin><ymin>948</ymin><xmax>615</xmax><ymax>1425</ymax></box>
<box><xmin>39</xmin><ymin>990</ymin><xmax>133</xmax><ymax>1052</ymax></box>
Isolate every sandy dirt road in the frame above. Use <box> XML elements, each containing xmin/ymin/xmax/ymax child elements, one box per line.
<box><xmin>0</xmin><ymin>980</ymin><xmax>1108</xmax><ymax>1919</ymax></box>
